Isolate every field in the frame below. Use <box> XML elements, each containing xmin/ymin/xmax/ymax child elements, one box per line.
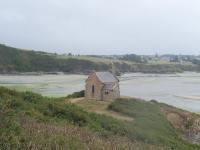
<box><xmin>56</xmin><ymin>55</ymin><xmax>134</xmax><ymax>64</ymax></box>
<box><xmin>58</xmin><ymin>54</ymin><xmax>197</xmax><ymax>66</ymax></box>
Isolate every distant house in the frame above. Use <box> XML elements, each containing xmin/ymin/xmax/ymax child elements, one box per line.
<box><xmin>85</xmin><ymin>72</ymin><xmax>120</xmax><ymax>100</ymax></box>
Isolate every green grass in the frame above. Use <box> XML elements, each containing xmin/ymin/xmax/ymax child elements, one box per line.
<box><xmin>0</xmin><ymin>87</ymin><xmax>199</xmax><ymax>149</ymax></box>
<box><xmin>0</xmin><ymin>87</ymin><xmax>150</xmax><ymax>149</ymax></box>
<box><xmin>108</xmin><ymin>98</ymin><xmax>200</xmax><ymax>150</ymax></box>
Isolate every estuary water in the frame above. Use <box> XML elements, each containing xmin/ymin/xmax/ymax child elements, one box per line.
<box><xmin>120</xmin><ymin>72</ymin><xmax>200</xmax><ymax>113</ymax></box>
<box><xmin>0</xmin><ymin>72</ymin><xmax>200</xmax><ymax>112</ymax></box>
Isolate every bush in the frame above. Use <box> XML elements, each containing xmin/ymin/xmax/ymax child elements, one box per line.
<box><xmin>44</xmin><ymin>103</ymin><xmax>90</xmax><ymax>126</ymax></box>
<box><xmin>67</xmin><ymin>90</ymin><xmax>85</xmax><ymax>98</ymax></box>
<box><xmin>23</xmin><ymin>92</ymin><xmax>42</xmax><ymax>104</ymax></box>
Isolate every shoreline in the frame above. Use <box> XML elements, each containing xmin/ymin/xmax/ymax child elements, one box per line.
<box><xmin>0</xmin><ymin>71</ymin><xmax>199</xmax><ymax>76</ymax></box>
<box><xmin>0</xmin><ymin>71</ymin><xmax>88</xmax><ymax>76</ymax></box>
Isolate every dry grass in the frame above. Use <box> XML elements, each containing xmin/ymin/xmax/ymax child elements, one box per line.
<box><xmin>160</xmin><ymin>104</ymin><xmax>200</xmax><ymax>145</ymax></box>
<box><xmin>160</xmin><ymin>106</ymin><xmax>193</xmax><ymax>130</ymax></box>
<box><xmin>67</xmin><ymin>98</ymin><xmax>134</xmax><ymax>122</ymax></box>
<box><xmin>21</xmin><ymin>117</ymin><xmax>166</xmax><ymax>150</ymax></box>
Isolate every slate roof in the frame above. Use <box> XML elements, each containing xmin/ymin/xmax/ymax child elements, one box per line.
<box><xmin>95</xmin><ymin>72</ymin><xmax>118</xmax><ymax>83</ymax></box>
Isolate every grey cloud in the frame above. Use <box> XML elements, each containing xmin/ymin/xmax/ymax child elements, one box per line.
<box><xmin>0</xmin><ymin>0</ymin><xmax>200</xmax><ymax>55</ymax></box>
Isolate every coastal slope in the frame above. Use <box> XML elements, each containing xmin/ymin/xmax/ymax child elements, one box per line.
<box><xmin>1</xmin><ymin>87</ymin><xmax>200</xmax><ymax>149</ymax></box>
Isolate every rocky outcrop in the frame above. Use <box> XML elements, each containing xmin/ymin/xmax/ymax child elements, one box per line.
<box><xmin>161</xmin><ymin>106</ymin><xmax>200</xmax><ymax>145</ymax></box>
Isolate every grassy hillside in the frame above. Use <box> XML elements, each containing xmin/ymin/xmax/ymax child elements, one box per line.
<box><xmin>108</xmin><ymin>99</ymin><xmax>200</xmax><ymax>149</ymax></box>
<box><xmin>0</xmin><ymin>43</ymin><xmax>200</xmax><ymax>74</ymax></box>
<box><xmin>0</xmin><ymin>44</ymin><xmax>108</xmax><ymax>74</ymax></box>
<box><xmin>57</xmin><ymin>54</ymin><xmax>200</xmax><ymax>74</ymax></box>
<box><xmin>1</xmin><ymin>87</ymin><xmax>200</xmax><ymax>149</ymax></box>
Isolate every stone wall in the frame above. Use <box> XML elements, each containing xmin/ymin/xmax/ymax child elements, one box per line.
<box><xmin>85</xmin><ymin>73</ymin><xmax>103</xmax><ymax>100</ymax></box>
<box><xmin>102</xmin><ymin>83</ymin><xmax>120</xmax><ymax>100</ymax></box>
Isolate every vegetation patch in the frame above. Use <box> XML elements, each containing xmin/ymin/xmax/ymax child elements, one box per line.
<box><xmin>108</xmin><ymin>98</ymin><xmax>200</xmax><ymax>150</ymax></box>
<box><xmin>0</xmin><ymin>87</ymin><xmax>200</xmax><ymax>149</ymax></box>
<box><xmin>66</xmin><ymin>90</ymin><xmax>85</xmax><ymax>98</ymax></box>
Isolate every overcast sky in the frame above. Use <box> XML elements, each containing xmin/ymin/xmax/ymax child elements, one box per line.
<box><xmin>0</xmin><ymin>0</ymin><xmax>200</xmax><ymax>55</ymax></box>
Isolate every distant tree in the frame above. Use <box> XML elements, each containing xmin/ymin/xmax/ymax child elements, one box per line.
<box><xmin>120</xmin><ymin>54</ymin><xmax>143</xmax><ymax>63</ymax></box>
<box><xmin>170</xmin><ymin>56</ymin><xmax>179</xmax><ymax>62</ymax></box>
<box><xmin>192</xmin><ymin>59</ymin><xmax>200</xmax><ymax>65</ymax></box>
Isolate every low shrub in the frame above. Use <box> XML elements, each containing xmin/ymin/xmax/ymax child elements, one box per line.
<box><xmin>23</xmin><ymin>91</ymin><xmax>42</xmax><ymax>103</ymax></box>
<box><xmin>67</xmin><ymin>90</ymin><xmax>85</xmax><ymax>98</ymax></box>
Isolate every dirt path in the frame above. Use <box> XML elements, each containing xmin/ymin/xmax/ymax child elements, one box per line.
<box><xmin>67</xmin><ymin>97</ymin><xmax>85</xmax><ymax>103</ymax></box>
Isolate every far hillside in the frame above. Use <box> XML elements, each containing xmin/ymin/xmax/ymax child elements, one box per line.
<box><xmin>0</xmin><ymin>43</ymin><xmax>200</xmax><ymax>74</ymax></box>
<box><xmin>0</xmin><ymin>44</ymin><xmax>108</xmax><ymax>74</ymax></box>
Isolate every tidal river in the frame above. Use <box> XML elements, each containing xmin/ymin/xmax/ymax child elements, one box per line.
<box><xmin>0</xmin><ymin>72</ymin><xmax>200</xmax><ymax>113</ymax></box>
